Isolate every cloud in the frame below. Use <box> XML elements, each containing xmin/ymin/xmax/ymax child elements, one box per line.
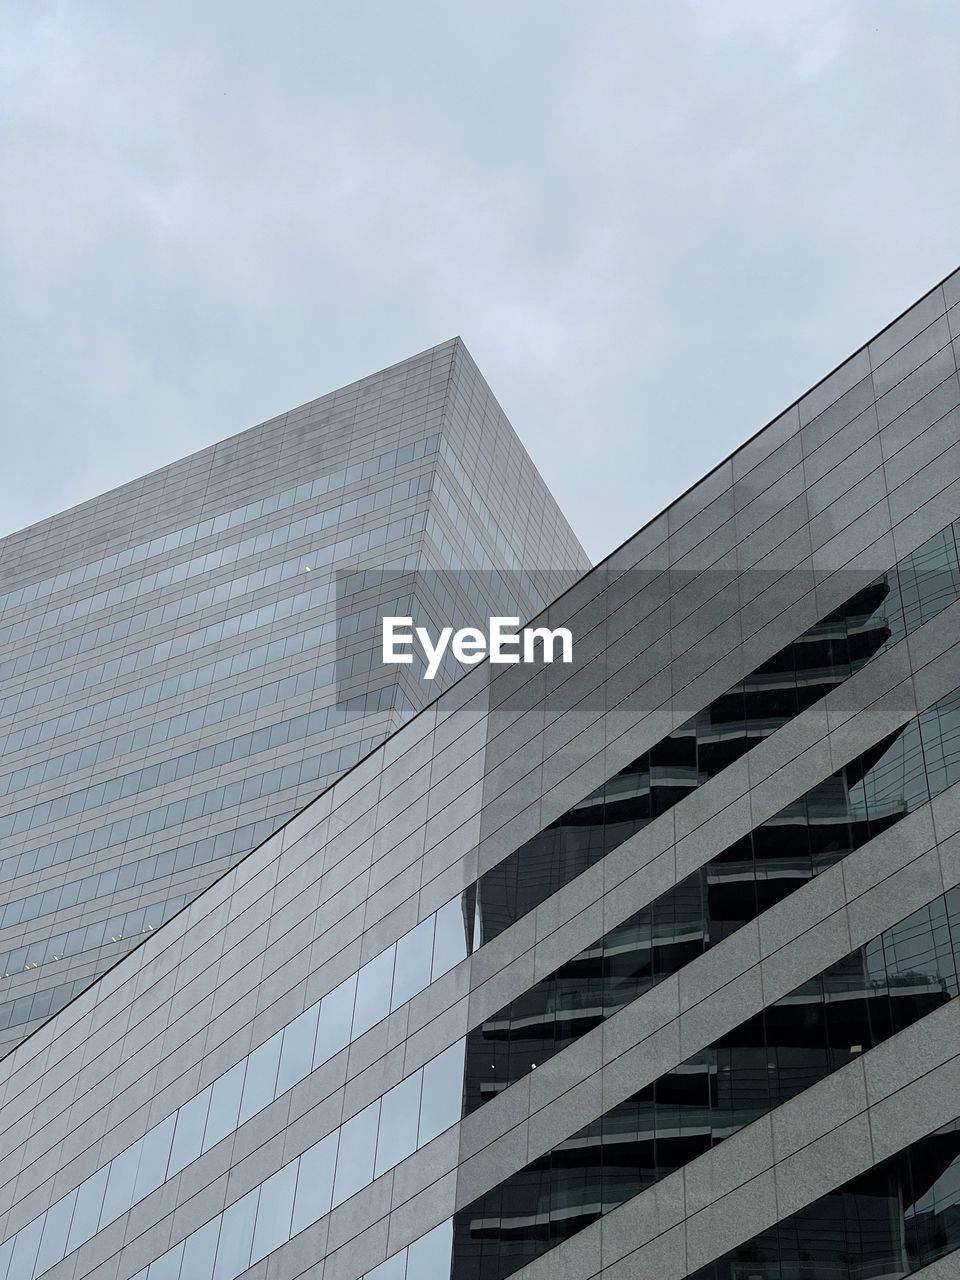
<box><xmin>1</xmin><ymin>2</ymin><xmax>958</xmax><ymax>560</ymax></box>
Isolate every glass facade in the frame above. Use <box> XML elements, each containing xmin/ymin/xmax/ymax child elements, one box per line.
<box><xmin>451</xmin><ymin>888</ymin><xmax>960</xmax><ymax>1279</ymax></box>
<box><xmin>687</xmin><ymin>1120</ymin><xmax>960</xmax><ymax>1280</ymax></box>
<box><xmin>462</xmin><ymin>684</ymin><xmax>960</xmax><ymax>1113</ymax></box>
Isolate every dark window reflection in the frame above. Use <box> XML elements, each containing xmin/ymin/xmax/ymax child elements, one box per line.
<box><xmin>687</xmin><ymin>1119</ymin><xmax>960</xmax><ymax>1280</ymax></box>
<box><xmin>470</xmin><ymin>523</ymin><xmax>960</xmax><ymax>959</ymax></box>
<box><xmin>463</xmin><ymin>682</ymin><xmax>960</xmax><ymax>1117</ymax></box>
<box><xmin>451</xmin><ymin>889</ymin><xmax>960</xmax><ymax>1280</ymax></box>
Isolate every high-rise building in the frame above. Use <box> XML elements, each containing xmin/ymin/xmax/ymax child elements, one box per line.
<box><xmin>1</xmin><ymin>267</ymin><xmax>959</xmax><ymax>1280</ymax></box>
<box><xmin>0</xmin><ymin>337</ymin><xmax>589</xmax><ymax>1055</ymax></box>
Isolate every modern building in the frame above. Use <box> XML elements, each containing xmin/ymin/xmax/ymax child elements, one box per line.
<box><xmin>1</xmin><ymin>266</ymin><xmax>959</xmax><ymax>1280</ymax></box>
<box><xmin>0</xmin><ymin>337</ymin><xmax>589</xmax><ymax>1055</ymax></box>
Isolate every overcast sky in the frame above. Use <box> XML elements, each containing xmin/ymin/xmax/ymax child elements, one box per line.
<box><xmin>2</xmin><ymin>2</ymin><xmax>958</xmax><ymax>563</ymax></box>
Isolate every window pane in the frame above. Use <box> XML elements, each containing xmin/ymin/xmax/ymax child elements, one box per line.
<box><xmin>65</xmin><ymin>1164</ymin><xmax>109</xmax><ymax>1253</ymax></box>
<box><xmin>250</xmin><ymin>1162</ymin><xmax>298</xmax><ymax>1264</ymax></box>
<box><xmin>238</xmin><ymin>1031</ymin><xmax>282</xmax><ymax>1125</ymax></box>
<box><xmin>432</xmin><ymin>898</ymin><xmax>469</xmax><ymax>980</ymax></box>
<box><xmin>374</xmin><ymin>1070</ymin><xmax>422</xmax><ymax>1177</ymax></box>
<box><xmin>147</xmin><ymin>1239</ymin><xmax>184</xmax><ymax>1280</ymax></box>
<box><xmin>353</xmin><ymin>948</ymin><xmax>396</xmax><ymax>1038</ymax></box>
<box><xmin>33</xmin><ymin>1187</ymin><xmax>77</xmax><ymax>1275</ymax></box>
<box><xmin>7</xmin><ymin>1215</ymin><xmax>42</xmax><ymax>1280</ymax></box>
<box><xmin>276</xmin><ymin>1001</ymin><xmax>320</xmax><ymax>1095</ymax></box>
<box><xmin>315</xmin><ymin>973</ymin><xmax>357</xmax><ymax>1067</ymax></box>
<box><xmin>168</xmin><ymin>1086</ymin><xmax>211</xmax><ymax>1176</ymax></box>
<box><xmin>332</xmin><ymin>1100</ymin><xmax>381</xmax><ymax>1208</ymax></box>
<box><xmin>0</xmin><ymin>1238</ymin><xmax>13</xmax><ymax>1280</ymax></box>
<box><xmin>180</xmin><ymin>1215</ymin><xmax>221</xmax><ymax>1280</ymax></box>
<box><xmin>364</xmin><ymin>1252</ymin><xmax>407</xmax><ymax>1279</ymax></box>
<box><xmin>419</xmin><ymin>1040</ymin><xmax>466</xmax><ymax>1146</ymax></box>
<box><xmin>133</xmin><ymin>1113</ymin><xmax>176</xmax><ymax>1202</ymax></box>
<box><xmin>290</xmin><ymin>1132</ymin><xmax>339</xmax><ymax>1237</ymax></box>
<box><xmin>406</xmin><ymin>1218</ymin><xmax>454</xmax><ymax>1278</ymax></box>
<box><xmin>99</xmin><ymin>1135</ymin><xmax>144</xmax><ymax>1226</ymax></box>
<box><xmin>202</xmin><ymin>1060</ymin><xmax>246</xmax><ymax>1152</ymax></box>
<box><xmin>392</xmin><ymin>917</ymin><xmax>435</xmax><ymax>1011</ymax></box>
<box><xmin>212</xmin><ymin>1188</ymin><xmax>257</xmax><ymax>1280</ymax></box>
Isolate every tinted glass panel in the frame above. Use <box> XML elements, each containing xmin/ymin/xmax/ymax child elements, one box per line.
<box><xmin>452</xmin><ymin>889</ymin><xmax>960</xmax><ymax>1279</ymax></box>
<box><xmin>332</xmin><ymin>1100</ymin><xmax>381</xmax><ymax>1208</ymax></box>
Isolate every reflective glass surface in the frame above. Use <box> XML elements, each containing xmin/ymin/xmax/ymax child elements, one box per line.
<box><xmin>18</xmin><ymin>1041</ymin><xmax>468</xmax><ymax>1280</ymax></box>
<box><xmin>688</xmin><ymin>1120</ymin><xmax>960</xmax><ymax>1280</ymax></box>
<box><xmin>451</xmin><ymin>888</ymin><xmax>960</xmax><ymax>1279</ymax></box>
<box><xmin>462</xmin><ymin>682</ymin><xmax>960</xmax><ymax>1114</ymax></box>
<box><xmin>0</xmin><ymin>434</ymin><xmax>440</xmax><ymax>619</ymax></box>
<box><xmin>0</xmin><ymin>1013</ymin><xmax>464</xmax><ymax>1280</ymax></box>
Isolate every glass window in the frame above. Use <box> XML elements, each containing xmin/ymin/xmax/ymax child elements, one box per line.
<box><xmin>99</xmin><ymin>1135</ymin><xmax>144</xmax><ymax>1227</ymax></box>
<box><xmin>212</xmin><ymin>1187</ymin><xmax>258</xmax><ymax>1280</ymax></box>
<box><xmin>374</xmin><ymin>1070</ymin><xmax>422</xmax><ymax>1177</ymax></box>
<box><xmin>353</xmin><ymin>947</ymin><xmax>396</xmax><ymax>1038</ymax></box>
<box><xmin>7</xmin><ymin>1215</ymin><xmax>42</xmax><ymax>1280</ymax></box>
<box><xmin>65</xmin><ymin>1164</ymin><xmax>109</xmax><ymax>1253</ymax></box>
<box><xmin>291</xmin><ymin>1130</ymin><xmax>338</xmax><ymax>1234</ymax></box>
<box><xmin>332</xmin><ymin>1100</ymin><xmax>381</xmax><ymax>1208</ymax></box>
<box><xmin>146</xmin><ymin>1239</ymin><xmax>184</xmax><ymax>1280</ymax></box>
<box><xmin>202</xmin><ymin>1059</ymin><xmax>246</xmax><ymax>1152</ymax></box>
<box><xmin>391</xmin><ymin>917</ymin><xmax>435</xmax><ymax>1011</ymax></box>
<box><xmin>364</xmin><ymin>1253</ymin><xmax>407</xmax><ymax>1280</ymax></box>
<box><xmin>180</xmin><ymin>1215</ymin><xmax>221</xmax><ymax>1279</ymax></box>
<box><xmin>315</xmin><ymin>973</ymin><xmax>357</xmax><ymax>1067</ymax></box>
<box><xmin>407</xmin><ymin>1218</ymin><xmax>454</xmax><ymax>1278</ymax></box>
<box><xmin>419</xmin><ymin>1041</ymin><xmax>466</xmax><ymax>1146</ymax></box>
<box><xmin>33</xmin><ymin>1186</ymin><xmax>77</xmax><ymax>1275</ymax></box>
<box><xmin>238</xmin><ymin>1031</ymin><xmax>282</xmax><ymax>1125</ymax></box>
<box><xmin>276</xmin><ymin>1000</ymin><xmax>320</xmax><ymax>1096</ymax></box>
<box><xmin>133</xmin><ymin>1112</ymin><xmax>176</xmax><ymax>1203</ymax></box>
<box><xmin>168</xmin><ymin>1085</ymin><xmax>211</xmax><ymax>1176</ymax></box>
<box><xmin>432</xmin><ymin>897</ymin><xmax>470</xmax><ymax>980</ymax></box>
<box><xmin>250</xmin><ymin>1162</ymin><xmax>297</xmax><ymax>1265</ymax></box>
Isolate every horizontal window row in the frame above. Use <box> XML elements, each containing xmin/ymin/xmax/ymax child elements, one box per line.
<box><xmin>0</xmin><ymin>576</ymin><xmax>408</xmax><ymax>783</ymax></box>
<box><xmin>0</xmin><ymin>734</ymin><xmax>381</xmax><ymax>896</ymax></box>
<box><xmin>0</xmin><ymin>975</ymin><xmax>88</xmax><ymax>1034</ymax></box>
<box><xmin>0</xmin><ymin>893</ymin><xmax>186</xmax><ymax>982</ymax></box>
<box><xmin>463</xmin><ymin>683</ymin><xmax>960</xmax><ymax>1113</ymax></box>
<box><xmin>423</xmin><ymin>520</ymin><xmax>541</xmax><ymax>644</ymax></box>
<box><xmin>0</xmin><ymin>702</ymin><xmax>389</xmax><ymax>917</ymax></box>
<box><xmin>0</xmin><ymin>512</ymin><xmax>426</xmax><ymax>721</ymax></box>
<box><xmin>0</xmin><ymin>564</ymin><xmax>338</xmax><ymax>693</ymax></box>
<box><xmin>0</xmin><ymin>434</ymin><xmax>440</xmax><ymax>620</ymax></box>
<box><xmin>451</xmin><ymin>885</ymin><xmax>960</xmax><ymax>1278</ymax></box>
<box><xmin>0</xmin><ymin>681</ymin><xmax>394</xmax><ymax>843</ymax></box>
<box><xmin>0</xmin><ymin>812</ymin><xmax>296</xmax><ymax>1007</ymax></box>
<box><xmin>431</xmin><ymin>475</ymin><xmax>542</xmax><ymax>618</ymax></box>
<box><xmin>687</xmin><ymin>1119</ymin><xmax>960</xmax><ymax>1280</ymax></box>
<box><xmin>471</xmin><ymin>519</ymin><xmax>960</xmax><ymax>950</ymax></box>
<box><xmin>0</xmin><ymin>542</ymin><xmax>420</xmax><ymax>763</ymax></box>
<box><xmin>1</xmin><ymin>802</ymin><xmax>285</xmax><ymax>902</ymax></box>
<box><xmin>0</xmin><ymin>476</ymin><xmax>429</xmax><ymax>711</ymax></box>
<box><xmin>0</xmin><ymin>595</ymin><xmax>409</xmax><ymax>814</ymax></box>
<box><xmin>438</xmin><ymin>440</ymin><xmax>527</xmax><ymax>576</ymax></box>
<box><xmin>0</xmin><ymin>1030</ymin><xmax>465</xmax><ymax>1280</ymax></box>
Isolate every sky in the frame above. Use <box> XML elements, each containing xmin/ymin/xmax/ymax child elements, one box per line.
<box><xmin>1</xmin><ymin>2</ymin><xmax>958</xmax><ymax>565</ymax></box>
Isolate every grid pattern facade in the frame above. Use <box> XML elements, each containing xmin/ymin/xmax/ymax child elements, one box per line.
<box><xmin>0</xmin><ymin>269</ymin><xmax>959</xmax><ymax>1280</ymax></box>
<box><xmin>0</xmin><ymin>339</ymin><xmax>589</xmax><ymax>1054</ymax></box>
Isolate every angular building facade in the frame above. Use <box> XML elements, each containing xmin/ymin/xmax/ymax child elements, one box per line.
<box><xmin>0</xmin><ymin>338</ymin><xmax>589</xmax><ymax>1054</ymax></box>
<box><xmin>1</xmin><ymin>267</ymin><xmax>959</xmax><ymax>1280</ymax></box>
